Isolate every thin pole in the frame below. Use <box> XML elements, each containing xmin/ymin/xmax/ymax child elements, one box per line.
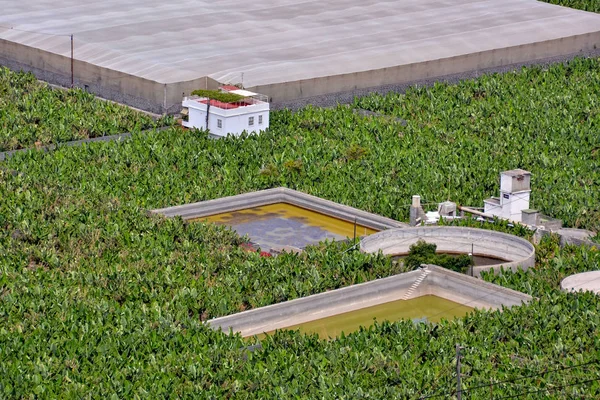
<box><xmin>70</xmin><ymin>34</ymin><xmax>74</xmax><ymax>88</ymax></box>
<box><xmin>471</xmin><ymin>243</ymin><xmax>474</xmax><ymax>277</ymax></box>
<box><xmin>353</xmin><ymin>217</ymin><xmax>357</xmax><ymax>241</ymax></box>
<box><xmin>456</xmin><ymin>344</ymin><xmax>462</xmax><ymax>400</ymax></box>
<box><xmin>205</xmin><ymin>101</ymin><xmax>210</xmax><ymax>131</ymax></box>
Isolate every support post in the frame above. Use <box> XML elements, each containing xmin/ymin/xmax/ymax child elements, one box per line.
<box><xmin>456</xmin><ymin>344</ymin><xmax>463</xmax><ymax>400</ymax></box>
<box><xmin>470</xmin><ymin>243</ymin><xmax>474</xmax><ymax>277</ymax></box>
<box><xmin>70</xmin><ymin>34</ymin><xmax>74</xmax><ymax>88</ymax></box>
<box><xmin>410</xmin><ymin>195</ymin><xmax>422</xmax><ymax>226</ymax></box>
<box><xmin>205</xmin><ymin>101</ymin><xmax>210</xmax><ymax>132</ymax></box>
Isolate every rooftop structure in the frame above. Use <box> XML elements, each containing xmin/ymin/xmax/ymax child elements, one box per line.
<box><xmin>484</xmin><ymin>169</ymin><xmax>532</xmax><ymax>222</ymax></box>
<box><xmin>181</xmin><ymin>87</ymin><xmax>269</xmax><ymax>136</ymax></box>
<box><xmin>2</xmin><ymin>0</ymin><xmax>600</xmax><ymax>113</ymax></box>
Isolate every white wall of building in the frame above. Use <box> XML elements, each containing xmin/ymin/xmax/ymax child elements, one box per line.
<box><xmin>219</xmin><ymin>109</ymin><xmax>269</xmax><ymax>137</ymax></box>
<box><xmin>483</xmin><ymin>170</ymin><xmax>532</xmax><ymax>223</ymax></box>
<box><xmin>183</xmin><ymin>107</ymin><xmax>207</xmax><ymax>130</ymax></box>
<box><xmin>500</xmin><ymin>191</ymin><xmax>531</xmax><ymax>222</ymax></box>
<box><xmin>483</xmin><ymin>199</ymin><xmax>501</xmax><ymax>216</ymax></box>
<box><xmin>182</xmin><ymin>97</ymin><xmax>269</xmax><ymax>137</ymax></box>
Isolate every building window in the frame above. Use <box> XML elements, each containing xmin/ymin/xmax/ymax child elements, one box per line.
<box><xmin>217</xmin><ymin>119</ymin><xmax>222</xmax><ymax>129</ymax></box>
<box><xmin>258</xmin><ymin>115</ymin><xmax>263</xmax><ymax>124</ymax></box>
<box><xmin>249</xmin><ymin>116</ymin><xmax>254</xmax><ymax>126</ymax></box>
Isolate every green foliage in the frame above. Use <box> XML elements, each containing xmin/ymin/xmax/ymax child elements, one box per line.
<box><xmin>355</xmin><ymin>57</ymin><xmax>600</xmax><ymax>231</ymax></box>
<box><xmin>540</xmin><ymin>0</ymin><xmax>600</xmax><ymax>13</ymax></box>
<box><xmin>405</xmin><ymin>239</ymin><xmax>472</xmax><ymax>273</ymax></box>
<box><xmin>481</xmin><ymin>234</ymin><xmax>600</xmax><ymax>297</ymax></box>
<box><xmin>2</xmin><ymin>58</ymin><xmax>600</xmax><ymax>397</ymax></box>
<box><xmin>0</xmin><ymin>67</ymin><xmax>170</xmax><ymax>151</ymax></box>
<box><xmin>190</xmin><ymin>89</ymin><xmax>245</xmax><ymax>103</ymax></box>
<box><xmin>344</xmin><ymin>144</ymin><xmax>368</xmax><ymax>161</ymax></box>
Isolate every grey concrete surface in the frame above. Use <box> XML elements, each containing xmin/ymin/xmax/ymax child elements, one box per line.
<box><xmin>208</xmin><ymin>265</ymin><xmax>531</xmax><ymax>337</ymax></box>
<box><xmin>152</xmin><ymin>187</ymin><xmax>407</xmax><ymax>231</ymax></box>
<box><xmin>533</xmin><ymin>227</ymin><xmax>599</xmax><ymax>249</ymax></box>
<box><xmin>360</xmin><ymin>226</ymin><xmax>535</xmax><ymax>277</ymax></box>
<box><xmin>556</xmin><ymin>228</ymin><xmax>598</xmax><ymax>247</ymax></box>
<box><xmin>3</xmin><ymin>0</ymin><xmax>600</xmax><ymax>112</ymax></box>
<box><xmin>561</xmin><ymin>271</ymin><xmax>600</xmax><ymax>294</ymax></box>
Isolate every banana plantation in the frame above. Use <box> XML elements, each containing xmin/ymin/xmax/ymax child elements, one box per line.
<box><xmin>0</xmin><ymin>54</ymin><xmax>599</xmax><ymax>398</ymax></box>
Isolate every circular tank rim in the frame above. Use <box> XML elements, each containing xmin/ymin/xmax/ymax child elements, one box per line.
<box><xmin>360</xmin><ymin>226</ymin><xmax>535</xmax><ymax>276</ymax></box>
<box><xmin>560</xmin><ymin>271</ymin><xmax>600</xmax><ymax>294</ymax></box>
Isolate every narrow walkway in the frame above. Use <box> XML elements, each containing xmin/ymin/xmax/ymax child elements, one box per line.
<box><xmin>0</xmin><ymin>126</ymin><xmax>171</xmax><ymax>162</ymax></box>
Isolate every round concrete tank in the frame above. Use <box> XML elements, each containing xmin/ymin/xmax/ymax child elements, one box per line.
<box><xmin>561</xmin><ymin>271</ymin><xmax>600</xmax><ymax>295</ymax></box>
<box><xmin>360</xmin><ymin>226</ymin><xmax>535</xmax><ymax>277</ymax></box>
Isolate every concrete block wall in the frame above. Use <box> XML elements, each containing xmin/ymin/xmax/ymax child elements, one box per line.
<box><xmin>424</xmin><ymin>265</ymin><xmax>532</xmax><ymax>309</ymax></box>
<box><xmin>4</xmin><ymin>30</ymin><xmax>600</xmax><ymax>114</ymax></box>
<box><xmin>252</xmin><ymin>32</ymin><xmax>600</xmax><ymax>104</ymax></box>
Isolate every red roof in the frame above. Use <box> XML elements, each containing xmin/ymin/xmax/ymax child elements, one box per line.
<box><xmin>198</xmin><ymin>99</ymin><xmax>250</xmax><ymax>109</ymax></box>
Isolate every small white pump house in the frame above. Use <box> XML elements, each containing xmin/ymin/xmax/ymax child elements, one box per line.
<box><xmin>181</xmin><ymin>86</ymin><xmax>270</xmax><ymax>137</ymax></box>
<box><xmin>484</xmin><ymin>169</ymin><xmax>531</xmax><ymax>222</ymax></box>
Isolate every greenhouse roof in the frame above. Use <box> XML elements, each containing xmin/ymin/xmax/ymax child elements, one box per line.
<box><xmin>2</xmin><ymin>0</ymin><xmax>600</xmax><ymax>87</ymax></box>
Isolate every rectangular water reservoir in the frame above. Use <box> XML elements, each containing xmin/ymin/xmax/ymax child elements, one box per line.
<box><xmin>256</xmin><ymin>295</ymin><xmax>473</xmax><ymax>340</ymax></box>
<box><xmin>197</xmin><ymin>203</ymin><xmax>378</xmax><ymax>250</ymax></box>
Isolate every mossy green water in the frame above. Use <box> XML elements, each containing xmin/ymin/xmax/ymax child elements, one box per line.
<box><xmin>257</xmin><ymin>295</ymin><xmax>473</xmax><ymax>340</ymax></box>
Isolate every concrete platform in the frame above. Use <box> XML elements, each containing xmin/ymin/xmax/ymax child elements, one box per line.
<box><xmin>3</xmin><ymin>0</ymin><xmax>600</xmax><ymax>113</ymax></box>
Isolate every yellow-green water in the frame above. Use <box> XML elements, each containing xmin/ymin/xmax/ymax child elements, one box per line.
<box><xmin>254</xmin><ymin>295</ymin><xmax>473</xmax><ymax>340</ymax></box>
<box><xmin>199</xmin><ymin>203</ymin><xmax>378</xmax><ymax>238</ymax></box>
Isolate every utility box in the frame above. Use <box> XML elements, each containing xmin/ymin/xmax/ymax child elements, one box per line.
<box><xmin>500</xmin><ymin>169</ymin><xmax>531</xmax><ymax>193</ymax></box>
<box><xmin>438</xmin><ymin>201</ymin><xmax>457</xmax><ymax>217</ymax></box>
<box><xmin>521</xmin><ymin>209</ymin><xmax>539</xmax><ymax>226</ymax></box>
<box><xmin>484</xmin><ymin>169</ymin><xmax>531</xmax><ymax>222</ymax></box>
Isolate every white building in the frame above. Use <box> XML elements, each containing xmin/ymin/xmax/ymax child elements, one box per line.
<box><xmin>484</xmin><ymin>169</ymin><xmax>531</xmax><ymax>222</ymax></box>
<box><xmin>181</xmin><ymin>87</ymin><xmax>269</xmax><ymax>137</ymax></box>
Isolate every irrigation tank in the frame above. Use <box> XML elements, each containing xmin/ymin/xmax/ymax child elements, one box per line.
<box><xmin>360</xmin><ymin>226</ymin><xmax>535</xmax><ymax>277</ymax></box>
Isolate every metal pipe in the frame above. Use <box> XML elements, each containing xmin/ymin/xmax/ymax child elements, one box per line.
<box><xmin>458</xmin><ymin>206</ymin><xmax>495</xmax><ymax>219</ymax></box>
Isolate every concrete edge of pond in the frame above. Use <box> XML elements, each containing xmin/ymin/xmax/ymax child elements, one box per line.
<box><xmin>151</xmin><ymin>187</ymin><xmax>408</xmax><ymax>231</ymax></box>
<box><xmin>207</xmin><ymin>265</ymin><xmax>532</xmax><ymax>337</ymax></box>
<box><xmin>561</xmin><ymin>271</ymin><xmax>600</xmax><ymax>295</ymax></box>
<box><xmin>360</xmin><ymin>226</ymin><xmax>536</xmax><ymax>278</ymax></box>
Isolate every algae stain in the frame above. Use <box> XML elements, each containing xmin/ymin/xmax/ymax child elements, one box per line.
<box><xmin>197</xmin><ymin>203</ymin><xmax>378</xmax><ymax>238</ymax></box>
